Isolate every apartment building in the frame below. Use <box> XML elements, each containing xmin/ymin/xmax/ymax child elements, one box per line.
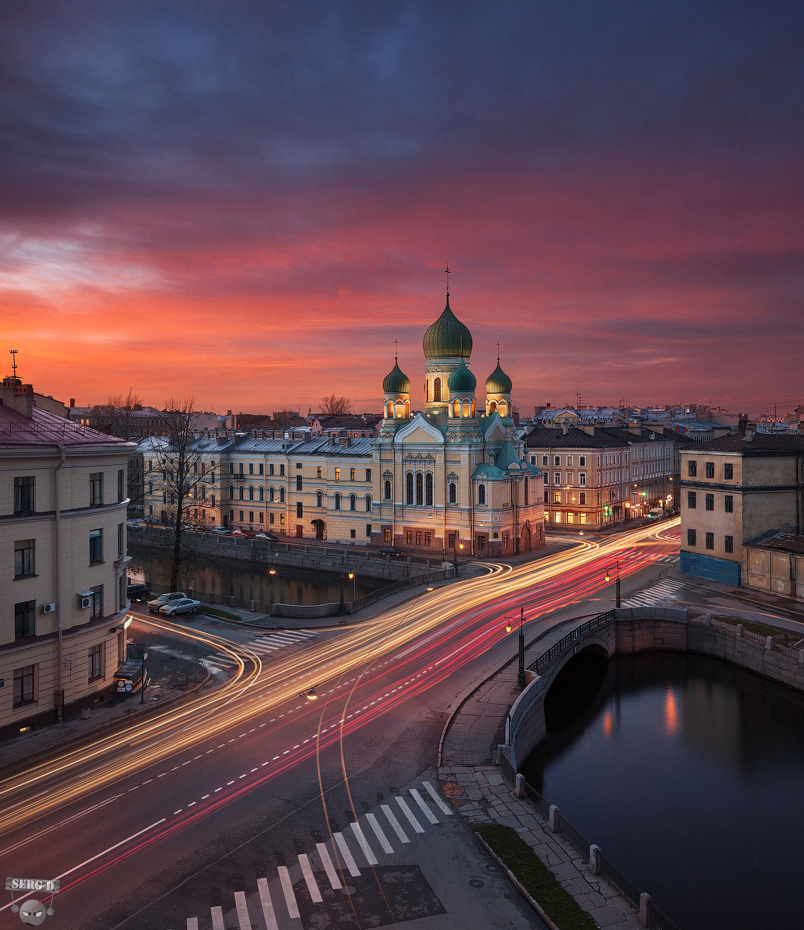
<box><xmin>1</xmin><ymin>377</ymin><xmax>133</xmax><ymax>737</ymax></box>
<box><xmin>680</xmin><ymin>433</ymin><xmax>804</xmax><ymax>586</ymax></box>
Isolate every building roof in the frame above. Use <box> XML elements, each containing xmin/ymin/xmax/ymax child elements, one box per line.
<box><xmin>382</xmin><ymin>360</ymin><xmax>411</xmax><ymax>395</ymax></box>
<box><xmin>685</xmin><ymin>434</ymin><xmax>804</xmax><ymax>454</ymax></box>
<box><xmin>485</xmin><ymin>360</ymin><xmax>512</xmax><ymax>394</ymax></box>
<box><xmin>745</xmin><ymin>527</ymin><xmax>804</xmax><ymax>555</ymax></box>
<box><xmin>0</xmin><ymin>403</ymin><xmax>131</xmax><ymax>449</ymax></box>
<box><xmin>526</xmin><ymin>426</ymin><xmax>636</xmax><ymax>450</ymax></box>
<box><xmin>447</xmin><ymin>360</ymin><xmax>477</xmax><ymax>394</ymax></box>
<box><xmin>422</xmin><ymin>294</ymin><xmax>473</xmax><ymax>359</ymax></box>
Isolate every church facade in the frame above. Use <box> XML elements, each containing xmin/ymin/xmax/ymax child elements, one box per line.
<box><xmin>371</xmin><ymin>289</ymin><xmax>545</xmax><ymax>558</ymax></box>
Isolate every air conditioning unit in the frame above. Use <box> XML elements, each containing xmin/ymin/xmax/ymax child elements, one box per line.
<box><xmin>77</xmin><ymin>591</ymin><xmax>93</xmax><ymax>609</ymax></box>
<box><xmin>41</xmin><ymin>602</ymin><xmax>56</xmax><ymax>614</ymax></box>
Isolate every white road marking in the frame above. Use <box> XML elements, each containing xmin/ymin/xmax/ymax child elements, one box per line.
<box><xmin>381</xmin><ymin>804</ymin><xmax>409</xmax><ymax>843</ymax></box>
<box><xmin>257</xmin><ymin>877</ymin><xmax>279</xmax><ymax>930</ymax></box>
<box><xmin>186</xmin><ymin>919</ymin><xmax>198</xmax><ymax>930</ymax></box>
<box><xmin>334</xmin><ymin>831</ymin><xmax>361</xmax><ymax>877</ymax></box>
<box><xmin>316</xmin><ymin>842</ymin><xmax>343</xmax><ymax>889</ymax></box>
<box><xmin>210</xmin><ymin>906</ymin><xmax>225</xmax><ymax>930</ymax></box>
<box><xmin>395</xmin><ymin>796</ymin><xmax>424</xmax><ymax>833</ymax></box>
<box><xmin>298</xmin><ymin>853</ymin><xmax>323</xmax><ymax>903</ymax></box>
<box><xmin>423</xmin><ymin>780</ymin><xmax>453</xmax><ymax>815</ymax></box>
<box><xmin>365</xmin><ymin>813</ymin><xmax>394</xmax><ymax>854</ymax></box>
<box><xmin>410</xmin><ymin>788</ymin><xmax>439</xmax><ymax>824</ymax></box>
<box><xmin>350</xmin><ymin>821</ymin><xmax>378</xmax><ymax>865</ymax></box>
<box><xmin>277</xmin><ymin>865</ymin><xmax>300</xmax><ymax>919</ymax></box>
<box><xmin>234</xmin><ymin>891</ymin><xmax>251</xmax><ymax>929</ymax></box>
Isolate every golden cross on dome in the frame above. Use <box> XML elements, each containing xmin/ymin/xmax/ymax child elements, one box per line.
<box><xmin>394</xmin><ymin>338</ymin><xmax>398</xmax><ymax>361</ymax></box>
<box><xmin>497</xmin><ymin>341</ymin><xmax>500</xmax><ymax>362</ymax></box>
<box><xmin>445</xmin><ymin>262</ymin><xmax>450</xmax><ymax>296</ymax></box>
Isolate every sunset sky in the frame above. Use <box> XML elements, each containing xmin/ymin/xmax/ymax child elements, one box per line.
<box><xmin>2</xmin><ymin>2</ymin><xmax>802</xmax><ymax>417</ymax></box>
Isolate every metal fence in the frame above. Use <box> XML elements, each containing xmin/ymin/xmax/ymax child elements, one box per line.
<box><xmin>528</xmin><ymin>609</ymin><xmax>615</xmax><ymax>674</ymax></box>
<box><xmin>351</xmin><ymin>568</ymin><xmax>454</xmax><ymax>612</ymax></box>
<box><xmin>497</xmin><ymin>747</ymin><xmax>516</xmax><ymax>788</ymax></box>
<box><xmin>646</xmin><ymin>899</ymin><xmax>683</xmax><ymax>930</ymax></box>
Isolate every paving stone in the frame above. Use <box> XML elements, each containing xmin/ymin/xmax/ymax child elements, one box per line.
<box><xmin>592</xmin><ymin>904</ymin><xmax>635</xmax><ymax>927</ymax></box>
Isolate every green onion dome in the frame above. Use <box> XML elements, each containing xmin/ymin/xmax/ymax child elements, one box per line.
<box><xmin>422</xmin><ymin>295</ymin><xmax>473</xmax><ymax>359</ymax></box>
<box><xmin>447</xmin><ymin>359</ymin><xmax>477</xmax><ymax>394</ymax></box>
<box><xmin>485</xmin><ymin>360</ymin><xmax>512</xmax><ymax>394</ymax></box>
<box><xmin>382</xmin><ymin>359</ymin><xmax>411</xmax><ymax>394</ymax></box>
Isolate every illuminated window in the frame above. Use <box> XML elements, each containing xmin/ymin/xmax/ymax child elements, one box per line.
<box><xmin>350</xmin><ymin>468</ymin><xmax>356</xmax><ymax>481</ymax></box>
<box><xmin>433</xmin><ymin>378</ymin><xmax>441</xmax><ymax>402</ymax></box>
<box><xmin>335</xmin><ymin>468</ymin><xmax>341</xmax><ymax>481</ymax></box>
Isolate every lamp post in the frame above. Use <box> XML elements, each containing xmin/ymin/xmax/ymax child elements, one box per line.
<box><xmin>453</xmin><ymin>535</ymin><xmax>459</xmax><ymax>575</ymax></box>
<box><xmin>140</xmin><ymin>646</ymin><xmax>147</xmax><ymax>704</ymax></box>
<box><xmin>605</xmin><ymin>560</ymin><xmax>621</xmax><ymax>609</ymax></box>
<box><xmin>339</xmin><ymin>554</ymin><xmax>345</xmax><ymax>615</ymax></box>
<box><xmin>505</xmin><ymin>606</ymin><xmax>527</xmax><ymax>689</ymax></box>
<box><xmin>348</xmin><ymin>571</ymin><xmax>356</xmax><ymax>600</ymax></box>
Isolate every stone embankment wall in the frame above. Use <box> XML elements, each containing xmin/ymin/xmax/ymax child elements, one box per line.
<box><xmin>503</xmin><ymin>607</ymin><xmax>804</xmax><ymax>771</ymax></box>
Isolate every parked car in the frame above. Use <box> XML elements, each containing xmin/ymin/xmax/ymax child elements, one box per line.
<box><xmin>232</xmin><ymin>529</ymin><xmax>256</xmax><ymax>538</ymax></box>
<box><xmin>147</xmin><ymin>591</ymin><xmax>187</xmax><ymax>613</ymax></box>
<box><xmin>126</xmin><ymin>582</ymin><xmax>151</xmax><ymax>602</ymax></box>
<box><xmin>159</xmin><ymin>597</ymin><xmax>201</xmax><ymax>617</ymax></box>
<box><xmin>210</xmin><ymin>527</ymin><xmax>232</xmax><ymax>535</ymax></box>
<box><xmin>646</xmin><ymin>508</ymin><xmax>666</xmax><ymax>521</ymax></box>
<box><xmin>127</xmin><ymin>519</ymin><xmax>147</xmax><ymax>530</ymax></box>
<box><xmin>255</xmin><ymin>532</ymin><xmax>279</xmax><ymax>541</ymax></box>
<box><xmin>379</xmin><ymin>546</ymin><xmax>407</xmax><ymax>557</ymax></box>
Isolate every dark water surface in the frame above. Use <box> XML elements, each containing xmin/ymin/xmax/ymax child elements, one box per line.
<box><xmin>521</xmin><ymin>651</ymin><xmax>804</xmax><ymax>930</ymax></box>
<box><xmin>128</xmin><ymin>544</ymin><xmax>384</xmax><ymax>606</ymax></box>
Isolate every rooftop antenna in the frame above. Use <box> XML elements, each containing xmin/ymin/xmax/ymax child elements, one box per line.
<box><xmin>9</xmin><ymin>349</ymin><xmax>19</xmax><ymax>379</ymax></box>
<box><xmin>444</xmin><ymin>262</ymin><xmax>450</xmax><ymax>296</ymax></box>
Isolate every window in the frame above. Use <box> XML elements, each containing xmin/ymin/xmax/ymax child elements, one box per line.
<box><xmin>688</xmin><ymin>461</ymin><xmax>697</xmax><ymax>477</ymax></box>
<box><xmin>238</xmin><ymin>463</ymin><xmax>244</xmax><ymax>477</ymax></box>
<box><xmin>249</xmin><ymin>463</ymin><xmax>254</xmax><ymax>475</ymax></box>
<box><xmin>349</xmin><ymin>528</ymin><xmax>355</xmax><ymax>539</ymax></box>
<box><xmin>248</xmin><ymin>486</ymin><xmax>254</xmax><ymax>501</ymax></box>
<box><xmin>433</xmin><ymin>377</ymin><xmax>441</xmax><ymax>402</ymax></box>
<box><xmin>88</xmin><ymin>644</ymin><xmax>104</xmax><ymax>681</ymax></box>
<box><xmin>229</xmin><ymin>485</ymin><xmax>235</xmax><ymax>499</ymax></box>
<box><xmin>279</xmin><ymin>488</ymin><xmax>285</xmax><ymax>503</ymax></box>
<box><xmin>503</xmin><ymin>532</ymin><xmax>509</xmax><ymax>549</ymax></box>
<box><xmin>722</xmin><ymin>535</ymin><xmax>734</xmax><ymax>554</ymax></box>
<box><xmin>567</xmin><ymin>455</ymin><xmax>573</xmax><ymax>466</ymax></box>
<box><xmin>90</xmin><ymin>584</ymin><xmax>103</xmax><ymax>618</ymax></box>
<box><xmin>296</xmin><ymin>475</ymin><xmax>303</xmax><ymax>491</ymax></box>
<box><xmin>259</xmin><ymin>464</ymin><xmax>264</xmax><ymax>475</ymax></box>
<box><xmin>316</xmin><ymin>490</ymin><xmax>323</xmax><ymax>507</ymax></box>
<box><xmin>14</xmin><ymin>476</ymin><xmax>35</xmax><ymax>514</ymax></box>
<box><xmin>317</xmin><ymin>466</ymin><xmax>323</xmax><ymax>478</ymax></box>
<box><xmin>13</xmin><ymin>665</ymin><xmax>35</xmax><ymax>707</ymax></box>
<box><xmin>268</xmin><ymin>487</ymin><xmax>275</xmax><ymax>502</ymax></box>
<box><xmin>349</xmin><ymin>494</ymin><xmax>356</xmax><ymax>511</ymax></box>
<box><xmin>724</xmin><ymin>463</ymin><xmax>734</xmax><ymax>480</ymax></box>
<box><xmin>554</xmin><ymin>492</ymin><xmax>560</xmax><ymax>503</ymax></box>
<box><xmin>248</xmin><ymin>511</ymin><xmax>254</xmax><ymax>523</ymax></box>
<box><xmin>688</xmin><ymin>492</ymin><xmax>697</xmax><ymax>509</ymax></box>
<box><xmin>335</xmin><ymin>468</ymin><xmax>341</xmax><ymax>481</ymax></box>
<box><xmin>211</xmin><ymin>494</ymin><xmax>216</xmax><ymax>507</ymax></box>
<box><xmin>554</xmin><ymin>456</ymin><xmax>561</xmax><ymax>466</ymax></box>
<box><xmin>579</xmin><ymin>473</ymin><xmax>586</xmax><ymax>486</ymax></box>
<box><xmin>348</xmin><ymin>468</ymin><xmax>354</xmax><ymax>482</ymax></box>
<box><xmin>448</xmin><ymin>533</ymin><xmax>456</xmax><ymax>548</ymax></box>
<box><xmin>705</xmin><ymin>494</ymin><xmax>714</xmax><ymax>511</ymax></box>
<box><xmin>239</xmin><ymin>510</ymin><xmax>244</xmax><ymax>521</ymax></box>
<box><xmin>478</xmin><ymin>484</ymin><xmax>486</xmax><ymax>505</ymax></box>
<box><xmin>366</xmin><ymin>468</ymin><xmax>372</xmax><ymax>481</ymax></box>
<box><xmin>579</xmin><ymin>456</ymin><xmax>586</xmax><ymax>467</ymax></box>
<box><xmin>448</xmin><ymin>482</ymin><xmax>456</xmax><ymax>504</ymax></box>
<box><xmin>705</xmin><ymin>462</ymin><xmax>715</xmax><ymax>479</ymax></box>
<box><xmin>296</xmin><ymin>502</ymin><xmax>303</xmax><ymax>518</ymax></box>
<box><xmin>415</xmin><ymin>531</ymin><xmax>422</xmax><ymax>546</ymax></box>
<box><xmin>425</xmin><ymin>473</ymin><xmax>433</xmax><ymax>506</ymax></box>
<box><xmin>118</xmin><ymin>523</ymin><xmax>124</xmax><ymax>557</ymax></box>
<box><xmin>723</xmin><ymin>495</ymin><xmax>733</xmax><ymax>514</ymax></box>
<box><xmin>524</xmin><ymin>477</ymin><xmax>528</xmax><ymax>505</ymax></box>
<box><xmin>384</xmin><ymin>480</ymin><xmax>392</xmax><ymax>500</ymax></box>
<box><xmin>365</xmin><ymin>495</ymin><xmax>372</xmax><ymax>512</ymax></box>
<box><xmin>269</xmin><ymin>464</ymin><xmax>275</xmax><ymax>476</ymax></box>
<box><xmin>14</xmin><ymin>539</ymin><xmax>35</xmax><ymax>577</ymax></box>
<box><xmin>15</xmin><ymin>600</ymin><xmax>35</xmax><ymax>639</ymax></box>
<box><xmin>579</xmin><ymin>492</ymin><xmax>586</xmax><ymax>505</ymax></box>
<box><xmin>334</xmin><ymin>493</ymin><xmax>341</xmax><ymax>510</ymax></box>
<box><xmin>90</xmin><ymin>472</ymin><xmax>103</xmax><ymax>506</ymax></box>
<box><xmin>90</xmin><ymin>529</ymin><xmax>104</xmax><ymax>564</ymax></box>
<box><xmin>258</xmin><ymin>486</ymin><xmax>264</xmax><ymax>502</ymax></box>
<box><xmin>384</xmin><ymin>527</ymin><xmax>392</xmax><ymax>542</ymax></box>
<box><xmin>406</xmin><ymin>531</ymin><xmax>413</xmax><ymax>545</ymax></box>
<box><xmin>406</xmin><ymin>473</ymin><xmax>413</xmax><ymax>504</ymax></box>
<box><xmin>416</xmin><ymin>473</ymin><xmax>423</xmax><ymax>505</ymax></box>
<box><xmin>687</xmin><ymin>529</ymin><xmax>697</xmax><ymax>546</ymax></box>
<box><xmin>705</xmin><ymin>532</ymin><xmax>714</xmax><ymax>550</ymax></box>
<box><xmin>117</xmin><ymin>468</ymin><xmax>125</xmax><ymax>502</ymax></box>
<box><xmin>296</xmin><ymin>463</ymin><xmax>302</xmax><ymax>469</ymax></box>
<box><xmin>229</xmin><ymin>463</ymin><xmax>234</xmax><ymax>475</ymax></box>
<box><xmin>554</xmin><ymin>473</ymin><xmax>560</xmax><ymax>485</ymax></box>
<box><xmin>541</xmin><ymin>455</ymin><xmax>548</xmax><ymax>466</ymax></box>
<box><xmin>269</xmin><ymin>512</ymin><xmax>275</xmax><ymax>524</ymax></box>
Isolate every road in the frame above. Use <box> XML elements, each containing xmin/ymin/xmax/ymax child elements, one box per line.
<box><xmin>0</xmin><ymin>521</ymin><xmax>683</xmax><ymax>930</ymax></box>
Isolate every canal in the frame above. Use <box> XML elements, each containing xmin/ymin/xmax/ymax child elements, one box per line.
<box><xmin>128</xmin><ymin>543</ymin><xmax>385</xmax><ymax>607</ymax></box>
<box><xmin>521</xmin><ymin>650</ymin><xmax>804</xmax><ymax>930</ymax></box>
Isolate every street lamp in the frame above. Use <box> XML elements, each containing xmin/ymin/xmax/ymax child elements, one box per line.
<box><xmin>339</xmin><ymin>554</ymin><xmax>346</xmax><ymax>615</ymax></box>
<box><xmin>452</xmin><ymin>535</ymin><xmax>460</xmax><ymax>575</ymax></box>
<box><xmin>604</xmin><ymin>560</ymin><xmax>621</xmax><ymax>609</ymax></box>
<box><xmin>348</xmin><ymin>571</ymin><xmax>355</xmax><ymax>600</ymax></box>
<box><xmin>505</xmin><ymin>606</ymin><xmax>527</xmax><ymax>689</ymax></box>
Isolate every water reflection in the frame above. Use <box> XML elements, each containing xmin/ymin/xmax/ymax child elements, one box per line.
<box><xmin>522</xmin><ymin>652</ymin><xmax>804</xmax><ymax>930</ymax></box>
<box><xmin>128</xmin><ymin>544</ymin><xmax>384</xmax><ymax>607</ymax></box>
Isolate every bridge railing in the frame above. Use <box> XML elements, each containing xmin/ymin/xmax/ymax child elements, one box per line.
<box><xmin>528</xmin><ymin>609</ymin><xmax>615</xmax><ymax>674</ymax></box>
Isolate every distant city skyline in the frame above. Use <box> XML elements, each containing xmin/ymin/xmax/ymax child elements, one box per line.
<box><xmin>2</xmin><ymin>3</ymin><xmax>801</xmax><ymax>415</ymax></box>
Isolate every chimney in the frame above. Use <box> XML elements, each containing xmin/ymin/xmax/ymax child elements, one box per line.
<box><xmin>70</xmin><ymin>398</ymin><xmax>76</xmax><ymax>408</ymax></box>
<box><xmin>580</xmin><ymin>424</ymin><xmax>596</xmax><ymax>436</ymax></box>
<box><xmin>562</xmin><ymin>421</ymin><xmax>569</xmax><ymax>435</ymax></box>
<box><xmin>328</xmin><ymin>435</ymin><xmax>335</xmax><ymax>446</ymax></box>
<box><xmin>628</xmin><ymin>419</ymin><xmax>642</xmax><ymax>435</ymax></box>
<box><xmin>11</xmin><ymin>383</ymin><xmax>34</xmax><ymax>418</ymax></box>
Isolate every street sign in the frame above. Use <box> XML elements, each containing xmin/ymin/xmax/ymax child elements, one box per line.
<box><xmin>125</xmin><ymin>682</ymin><xmax>132</xmax><ymax>692</ymax></box>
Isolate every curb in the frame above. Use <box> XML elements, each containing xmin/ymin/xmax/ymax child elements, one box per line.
<box><xmin>474</xmin><ymin>833</ymin><xmax>563</xmax><ymax>930</ymax></box>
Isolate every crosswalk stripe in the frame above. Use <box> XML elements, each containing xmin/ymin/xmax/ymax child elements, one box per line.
<box><xmin>395</xmin><ymin>796</ymin><xmax>424</xmax><ymax>833</ymax></box>
<box><xmin>187</xmin><ymin>919</ymin><xmax>198</xmax><ymax>930</ymax></box>
<box><xmin>334</xmin><ymin>831</ymin><xmax>361</xmax><ymax>877</ymax></box>
<box><xmin>210</xmin><ymin>907</ymin><xmax>225</xmax><ymax>930</ymax></box>
<box><xmin>234</xmin><ymin>891</ymin><xmax>251</xmax><ymax>929</ymax></box>
<box><xmin>365</xmin><ymin>812</ymin><xmax>394</xmax><ymax>854</ymax></box>
<box><xmin>423</xmin><ymin>780</ymin><xmax>453</xmax><ymax>816</ymax></box>
<box><xmin>277</xmin><ymin>865</ymin><xmax>300</xmax><ymax>919</ymax></box>
<box><xmin>298</xmin><ymin>853</ymin><xmax>323</xmax><ymax>903</ymax></box>
<box><xmin>315</xmin><ymin>842</ymin><xmax>343</xmax><ymax>889</ymax></box>
<box><xmin>257</xmin><ymin>877</ymin><xmax>279</xmax><ymax>930</ymax></box>
<box><xmin>350</xmin><ymin>821</ymin><xmax>378</xmax><ymax>865</ymax></box>
<box><xmin>381</xmin><ymin>804</ymin><xmax>409</xmax><ymax>843</ymax></box>
<box><xmin>409</xmin><ymin>788</ymin><xmax>439</xmax><ymax>824</ymax></box>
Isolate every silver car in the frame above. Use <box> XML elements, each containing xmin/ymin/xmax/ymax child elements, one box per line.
<box><xmin>159</xmin><ymin>597</ymin><xmax>201</xmax><ymax>617</ymax></box>
<box><xmin>147</xmin><ymin>591</ymin><xmax>187</xmax><ymax>613</ymax></box>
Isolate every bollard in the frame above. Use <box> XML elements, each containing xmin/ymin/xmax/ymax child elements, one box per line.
<box><xmin>766</xmin><ymin>636</ymin><xmax>774</xmax><ymax>650</ymax></box>
<box><xmin>548</xmin><ymin>804</ymin><xmax>560</xmax><ymax>833</ymax></box>
<box><xmin>514</xmin><ymin>773</ymin><xmax>524</xmax><ymax>799</ymax></box>
<box><xmin>799</xmin><ymin>649</ymin><xmax>804</xmax><ymax>665</ymax></box>
<box><xmin>704</xmin><ymin>613</ymin><xmax>711</xmax><ymax>626</ymax></box>
<box><xmin>250</xmin><ymin>600</ymin><xmax>256</xmax><ymax>612</ymax></box>
<box><xmin>638</xmin><ymin>892</ymin><xmax>652</xmax><ymax>926</ymax></box>
<box><xmin>229</xmin><ymin>596</ymin><xmax>235</xmax><ymax>607</ymax></box>
<box><xmin>589</xmin><ymin>844</ymin><xmax>601</xmax><ymax>875</ymax></box>
<box><xmin>736</xmin><ymin>623</ymin><xmax>743</xmax><ymax>637</ymax></box>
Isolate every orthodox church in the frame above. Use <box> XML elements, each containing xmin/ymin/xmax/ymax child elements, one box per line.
<box><xmin>371</xmin><ymin>282</ymin><xmax>545</xmax><ymax>557</ymax></box>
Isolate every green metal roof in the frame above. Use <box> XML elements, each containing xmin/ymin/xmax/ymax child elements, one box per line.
<box><xmin>447</xmin><ymin>360</ymin><xmax>477</xmax><ymax>394</ymax></box>
<box><xmin>485</xmin><ymin>360</ymin><xmax>513</xmax><ymax>394</ymax></box>
<box><xmin>382</xmin><ymin>359</ymin><xmax>411</xmax><ymax>394</ymax></box>
<box><xmin>422</xmin><ymin>295</ymin><xmax>473</xmax><ymax>359</ymax></box>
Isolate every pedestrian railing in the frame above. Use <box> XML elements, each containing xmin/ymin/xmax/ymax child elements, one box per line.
<box><xmin>528</xmin><ymin>609</ymin><xmax>615</xmax><ymax>674</ymax></box>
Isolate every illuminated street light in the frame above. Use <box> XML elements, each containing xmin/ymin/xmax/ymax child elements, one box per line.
<box><xmin>605</xmin><ymin>560</ymin><xmax>621</xmax><ymax>608</ymax></box>
<box><xmin>504</xmin><ymin>607</ymin><xmax>527</xmax><ymax>689</ymax></box>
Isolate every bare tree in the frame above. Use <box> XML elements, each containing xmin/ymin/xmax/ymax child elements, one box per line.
<box><xmin>107</xmin><ymin>388</ymin><xmax>144</xmax><ymax>440</ymax></box>
<box><xmin>151</xmin><ymin>396</ymin><xmax>204</xmax><ymax>591</ymax></box>
<box><xmin>320</xmin><ymin>394</ymin><xmax>352</xmax><ymax>416</ymax></box>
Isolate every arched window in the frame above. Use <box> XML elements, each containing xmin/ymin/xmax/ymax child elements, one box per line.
<box><xmin>248</xmin><ymin>486</ymin><xmax>254</xmax><ymax>501</ymax></box>
<box><xmin>452</xmin><ymin>399</ymin><xmax>460</xmax><ymax>418</ymax></box>
<box><xmin>478</xmin><ymin>484</ymin><xmax>486</xmax><ymax>505</ymax></box>
<box><xmin>279</xmin><ymin>487</ymin><xmax>285</xmax><ymax>503</ymax></box>
<box><xmin>229</xmin><ymin>485</ymin><xmax>235</xmax><ymax>500</ymax></box>
<box><xmin>425</xmin><ymin>380</ymin><xmax>429</xmax><ymax>402</ymax></box>
<box><xmin>384</xmin><ymin>480</ymin><xmax>392</xmax><ymax>500</ymax></box>
<box><xmin>416</xmin><ymin>473</ymin><xmax>423</xmax><ymax>506</ymax></box>
<box><xmin>489</xmin><ymin>400</ymin><xmax>497</xmax><ymax>412</ymax></box>
<box><xmin>404</xmin><ymin>400</ymin><xmax>410</xmax><ymax>419</ymax></box>
<box><xmin>349</xmin><ymin>493</ymin><xmax>356</xmax><ymax>511</ymax></box>
<box><xmin>449</xmin><ymin>482</ymin><xmax>457</xmax><ymax>504</ymax></box>
<box><xmin>524</xmin><ymin>477</ymin><xmax>529</xmax><ymax>505</ymax></box>
<box><xmin>258</xmin><ymin>486</ymin><xmax>264</xmax><ymax>502</ymax></box>
<box><xmin>386</xmin><ymin>401</ymin><xmax>393</xmax><ymax>418</ymax></box>
<box><xmin>238</xmin><ymin>485</ymin><xmax>244</xmax><ymax>500</ymax></box>
<box><xmin>433</xmin><ymin>377</ymin><xmax>441</xmax><ymax>402</ymax></box>
<box><xmin>269</xmin><ymin>486</ymin><xmax>275</xmax><ymax>502</ymax></box>
<box><xmin>365</xmin><ymin>494</ymin><xmax>372</xmax><ymax>512</ymax></box>
<box><xmin>425</xmin><ymin>473</ymin><xmax>433</xmax><ymax>506</ymax></box>
<box><xmin>334</xmin><ymin>492</ymin><xmax>341</xmax><ymax>510</ymax></box>
<box><xmin>406</xmin><ymin>472</ymin><xmax>414</xmax><ymax>505</ymax></box>
<box><xmin>316</xmin><ymin>490</ymin><xmax>323</xmax><ymax>507</ymax></box>
<box><xmin>498</xmin><ymin>401</ymin><xmax>507</xmax><ymax>417</ymax></box>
